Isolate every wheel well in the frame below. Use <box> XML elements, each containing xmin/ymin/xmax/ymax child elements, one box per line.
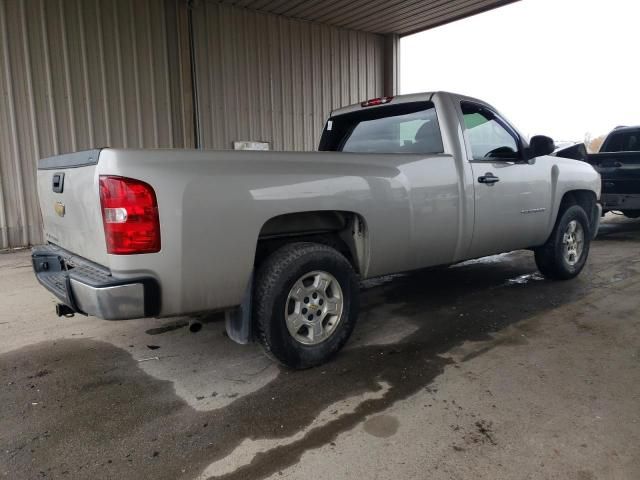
<box><xmin>255</xmin><ymin>211</ymin><xmax>367</xmax><ymax>274</ymax></box>
<box><xmin>560</xmin><ymin>190</ymin><xmax>596</xmax><ymax>212</ymax></box>
<box><xmin>559</xmin><ymin>190</ymin><xmax>598</xmax><ymax>229</ymax></box>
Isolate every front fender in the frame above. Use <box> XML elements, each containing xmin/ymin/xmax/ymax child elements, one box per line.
<box><xmin>546</xmin><ymin>158</ymin><xmax>601</xmax><ymax>237</ymax></box>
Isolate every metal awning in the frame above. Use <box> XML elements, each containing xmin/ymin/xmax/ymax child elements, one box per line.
<box><xmin>216</xmin><ymin>0</ymin><xmax>518</xmax><ymax>35</ymax></box>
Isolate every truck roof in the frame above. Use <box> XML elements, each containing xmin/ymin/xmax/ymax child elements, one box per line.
<box><xmin>330</xmin><ymin>91</ymin><xmax>486</xmax><ymax>117</ymax></box>
<box><xmin>329</xmin><ymin>91</ymin><xmax>524</xmax><ymax>143</ymax></box>
<box><xmin>610</xmin><ymin>125</ymin><xmax>640</xmax><ymax>133</ymax></box>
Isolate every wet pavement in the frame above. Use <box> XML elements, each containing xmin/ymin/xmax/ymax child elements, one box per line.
<box><xmin>1</xmin><ymin>215</ymin><xmax>639</xmax><ymax>479</ymax></box>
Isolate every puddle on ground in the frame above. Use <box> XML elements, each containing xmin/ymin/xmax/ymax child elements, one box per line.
<box><xmin>363</xmin><ymin>414</ymin><xmax>400</xmax><ymax>438</ymax></box>
<box><xmin>198</xmin><ymin>383</ymin><xmax>391</xmax><ymax>478</ymax></box>
<box><xmin>360</xmin><ymin>274</ymin><xmax>407</xmax><ymax>289</ymax></box>
<box><xmin>145</xmin><ymin>320</ymin><xmax>189</xmax><ymax>335</ymax></box>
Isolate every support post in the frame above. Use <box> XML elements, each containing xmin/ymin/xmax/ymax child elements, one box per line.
<box><xmin>383</xmin><ymin>34</ymin><xmax>400</xmax><ymax>97</ymax></box>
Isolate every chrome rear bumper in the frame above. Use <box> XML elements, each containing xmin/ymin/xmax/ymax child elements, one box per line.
<box><xmin>32</xmin><ymin>245</ymin><xmax>159</xmax><ymax>320</ymax></box>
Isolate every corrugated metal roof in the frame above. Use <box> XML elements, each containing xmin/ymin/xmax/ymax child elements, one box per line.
<box><xmin>216</xmin><ymin>0</ymin><xmax>519</xmax><ymax>35</ymax></box>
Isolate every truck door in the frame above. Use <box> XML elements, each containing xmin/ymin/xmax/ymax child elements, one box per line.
<box><xmin>319</xmin><ymin>99</ymin><xmax>460</xmax><ymax>273</ymax></box>
<box><xmin>461</xmin><ymin>101</ymin><xmax>552</xmax><ymax>258</ymax></box>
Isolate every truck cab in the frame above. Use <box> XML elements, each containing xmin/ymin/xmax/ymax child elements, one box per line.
<box><xmin>320</xmin><ymin>92</ymin><xmax>600</xmax><ymax>260</ymax></box>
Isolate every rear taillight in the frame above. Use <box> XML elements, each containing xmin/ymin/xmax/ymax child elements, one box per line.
<box><xmin>361</xmin><ymin>96</ymin><xmax>394</xmax><ymax>107</ymax></box>
<box><xmin>99</xmin><ymin>175</ymin><xmax>160</xmax><ymax>255</ymax></box>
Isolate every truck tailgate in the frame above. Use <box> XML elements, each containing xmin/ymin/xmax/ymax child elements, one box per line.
<box><xmin>587</xmin><ymin>152</ymin><xmax>640</xmax><ymax>195</ymax></box>
<box><xmin>37</xmin><ymin>150</ymin><xmax>109</xmax><ymax>266</ymax></box>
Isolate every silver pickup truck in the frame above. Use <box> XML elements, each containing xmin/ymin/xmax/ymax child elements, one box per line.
<box><xmin>32</xmin><ymin>91</ymin><xmax>601</xmax><ymax>368</ymax></box>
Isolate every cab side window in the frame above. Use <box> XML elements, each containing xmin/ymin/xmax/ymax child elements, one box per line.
<box><xmin>461</xmin><ymin>102</ymin><xmax>520</xmax><ymax>160</ymax></box>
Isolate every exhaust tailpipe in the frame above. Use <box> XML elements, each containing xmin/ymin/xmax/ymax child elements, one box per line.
<box><xmin>56</xmin><ymin>303</ymin><xmax>75</xmax><ymax>318</ymax></box>
<box><xmin>189</xmin><ymin>319</ymin><xmax>202</xmax><ymax>333</ymax></box>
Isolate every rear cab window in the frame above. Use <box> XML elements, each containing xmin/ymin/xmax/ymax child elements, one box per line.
<box><xmin>319</xmin><ymin>102</ymin><xmax>444</xmax><ymax>154</ymax></box>
<box><xmin>601</xmin><ymin>129</ymin><xmax>640</xmax><ymax>152</ymax></box>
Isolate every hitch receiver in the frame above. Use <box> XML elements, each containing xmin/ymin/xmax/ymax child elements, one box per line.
<box><xmin>56</xmin><ymin>303</ymin><xmax>75</xmax><ymax>318</ymax></box>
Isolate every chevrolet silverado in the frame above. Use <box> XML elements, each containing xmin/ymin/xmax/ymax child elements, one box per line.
<box><xmin>32</xmin><ymin>92</ymin><xmax>602</xmax><ymax>368</ymax></box>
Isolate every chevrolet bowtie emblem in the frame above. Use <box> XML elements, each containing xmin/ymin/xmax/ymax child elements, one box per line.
<box><xmin>54</xmin><ymin>201</ymin><xmax>66</xmax><ymax>217</ymax></box>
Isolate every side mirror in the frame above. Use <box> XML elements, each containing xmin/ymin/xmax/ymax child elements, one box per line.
<box><xmin>528</xmin><ymin>135</ymin><xmax>555</xmax><ymax>158</ymax></box>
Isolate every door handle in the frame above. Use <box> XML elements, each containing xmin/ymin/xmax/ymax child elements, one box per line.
<box><xmin>478</xmin><ymin>173</ymin><xmax>500</xmax><ymax>185</ymax></box>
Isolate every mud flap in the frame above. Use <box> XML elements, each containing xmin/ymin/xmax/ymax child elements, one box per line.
<box><xmin>224</xmin><ymin>273</ymin><xmax>253</xmax><ymax>344</ymax></box>
<box><xmin>591</xmin><ymin>203</ymin><xmax>603</xmax><ymax>239</ymax></box>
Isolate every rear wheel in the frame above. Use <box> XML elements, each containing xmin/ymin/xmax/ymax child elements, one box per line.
<box><xmin>622</xmin><ymin>210</ymin><xmax>640</xmax><ymax>219</ymax></box>
<box><xmin>534</xmin><ymin>205</ymin><xmax>591</xmax><ymax>280</ymax></box>
<box><xmin>253</xmin><ymin>242</ymin><xmax>359</xmax><ymax>369</ymax></box>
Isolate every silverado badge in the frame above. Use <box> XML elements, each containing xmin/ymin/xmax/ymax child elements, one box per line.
<box><xmin>54</xmin><ymin>201</ymin><xmax>66</xmax><ymax>217</ymax></box>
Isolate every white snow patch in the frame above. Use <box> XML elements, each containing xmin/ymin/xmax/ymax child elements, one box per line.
<box><xmin>451</xmin><ymin>253</ymin><xmax>514</xmax><ymax>268</ymax></box>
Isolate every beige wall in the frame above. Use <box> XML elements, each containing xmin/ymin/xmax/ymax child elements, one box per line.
<box><xmin>0</xmin><ymin>0</ymin><xmax>193</xmax><ymax>249</ymax></box>
<box><xmin>0</xmin><ymin>0</ymin><xmax>385</xmax><ymax>249</ymax></box>
<box><xmin>192</xmin><ymin>1</ymin><xmax>385</xmax><ymax>151</ymax></box>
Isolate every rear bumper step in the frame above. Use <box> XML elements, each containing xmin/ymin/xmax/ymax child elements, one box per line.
<box><xmin>32</xmin><ymin>245</ymin><xmax>160</xmax><ymax>320</ymax></box>
<box><xmin>601</xmin><ymin>193</ymin><xmax>640</xmax><ymax>211</ymax></box>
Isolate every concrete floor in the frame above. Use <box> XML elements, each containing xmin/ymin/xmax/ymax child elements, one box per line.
<box><xmin>1</xmin><ymin>215</ymin><xmax>639</xmax><ymax>480</ymax></box>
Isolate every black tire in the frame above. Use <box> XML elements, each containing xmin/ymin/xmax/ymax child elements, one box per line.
<box><xmin>534</xmin><ymin>205</ymin><xmax>591</xmax><ymax>280</ymax></box>
<box><xmin>622</xmin><ymin>210</ymin><xmax>640</xmax><ymax>219</ymax></box>
<box><xmin>253</xmin><ymin>242</ymin><xmax>359</xmax><ymax>369</ymax></box>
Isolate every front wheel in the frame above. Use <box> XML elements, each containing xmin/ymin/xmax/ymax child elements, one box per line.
<box><xmin>253</xmin><ymin>242</ymin><xmax>359</xmax><ymax>369</ymax></box>
<box><xmin>534</xmin><ymin>205</ymin><xmax>591</xmax><ymax>280</ymax></box>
